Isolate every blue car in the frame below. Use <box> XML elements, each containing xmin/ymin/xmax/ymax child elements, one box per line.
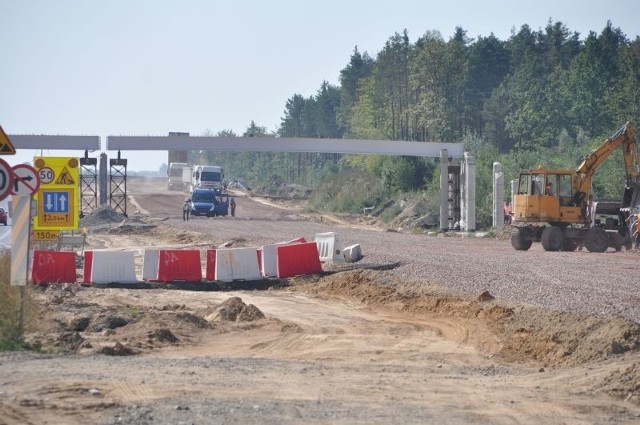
<box><xmin>190</xmin><ymin>188</ymin><xmax>229</xmax><ymax>217</ymax></box>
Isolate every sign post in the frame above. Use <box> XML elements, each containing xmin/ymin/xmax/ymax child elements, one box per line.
<box><xmin>10</xmin><ymin>164</ymin><xmax>40</xmax><ymax>287</ymax></box>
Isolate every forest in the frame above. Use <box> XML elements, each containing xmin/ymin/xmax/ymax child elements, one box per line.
<box><xmin>196</xmin><ymin>20</ymin><xmax>640</xmax><ymax>228</ymax></box>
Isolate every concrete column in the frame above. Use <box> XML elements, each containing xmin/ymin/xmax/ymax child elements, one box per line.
<box><xmin>464</xmin><ymin>151</ymin><xmax>476</xmax><ymax>231</ymax></box>
<box><xmin>439</xmin><ymin>149</ymin><xmax>449</xmax><ymax>231</ymax></box>
<box><xmin>99</xmin><ymin>153</ymin><xmax>108</xmax><ymax>205</ymax></box>
<box><xmin>460</xmin><ymin>158</ymin><xmax>467</xmax><ymax>230</ymax></box>
<box><xmin>493</xmin><ymin>162</ymin><xmax>504</xmax><ymax>227</ymax></box>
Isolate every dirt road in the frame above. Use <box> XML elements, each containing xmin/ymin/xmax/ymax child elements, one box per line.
<box><xmin>1</xmin><ymin>177</ymin><xmax>640</xmax><ymax>424</ymax></box>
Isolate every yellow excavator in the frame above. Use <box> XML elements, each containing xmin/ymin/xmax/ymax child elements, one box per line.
<box><xmin>511</xmin><ymin>121</ymin><xmax>640</xmax><ymax>252</ymax></box>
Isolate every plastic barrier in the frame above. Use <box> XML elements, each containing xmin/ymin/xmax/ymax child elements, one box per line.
<box><xmin>83</xmin><ymin>251</ymin><xmax>93</xmax><ymax>284</ymax></box>
<box><xmin>205</xmin><ymin>250</ymin><xmax>216</xmax><ymax>281</ymax></box>
<box><xmin>156</xmin><ymin>250</ymin><xmax>202</xmax><ymax>283</ymax></box>
<box><xmin>90</xmin><ymin>251</ymin><xmax>137</xmax><ymax>284</ymax></box>
<box><xmin>261</xmin><ymin>237</ymin><xmax>307</xmax><ymax>277</ymax></box>
<box><xmin>31</xmin><ymin>250</ymin><xmax>77</xmax><ymax>285</ymax></box>
<box><xmin>261</xmin><ymin>244</ymin><xmax>279</xmax><ymax>277</ymax></box>
<box><xmin>215</xmin><ymin>247</ymin><xmax>262</xmax><ymax>282</ymax></box>
<box><xmin>142</xmin><ymin>250</ymin><xmax>159</xmax><ymax>281</ymax></box>
<box><xmin>276</xmin><ymin>242</ymin><xmax>323</xmax><ymax>278</ymax></box>
<box><xmin>342</xmin><ymin>244</ymin><xmax>363</xmax><ymax>263</ymax></box>
<box><xmin>314</xmin><ymin>232</ymin><xmax>344</xmax><ymax>263</ymax></box>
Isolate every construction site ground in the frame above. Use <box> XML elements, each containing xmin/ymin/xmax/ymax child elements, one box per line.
<box><xmin>1</xmin><ymin>176</ymin><xmax>640</xmax><ymax>425</ymax></box>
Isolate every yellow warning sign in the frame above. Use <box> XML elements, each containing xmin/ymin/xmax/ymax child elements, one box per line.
<box><xmin>33</xmin><ymin>157</ymin><xmax>79</xmax><ymax>231</ymax></box>
<box><xmin>55</xmin><ymin>166</ymin><xmax>76</xmax><ymax>185</ymax></box>
<box><xmin>0</xmin><ymin>125</ymin><xmax>17</xmax><ymax>155</ymax></box>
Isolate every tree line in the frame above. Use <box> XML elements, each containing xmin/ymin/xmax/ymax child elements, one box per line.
<box><xmin>197</xmin><ymin>20</ymin><xmax>640</xmax><ymax>226</ymax></box>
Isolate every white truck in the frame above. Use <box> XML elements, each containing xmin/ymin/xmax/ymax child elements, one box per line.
<box><xmin>167</xmin><ymin>162</ymin><xmax>192</xmax><ymax>192</ymax></box>
<box><xmin>191</xmin><ymin>165</ymin><xmax>224</xmax><ymax>191</ymax></box>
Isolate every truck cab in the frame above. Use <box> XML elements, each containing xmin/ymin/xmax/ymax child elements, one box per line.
<box><xmin>168</xmin><ymin>162</ymin><xmax>190</xmax><ymax>191</ymax></box>
<box><xmin>192</xmin><ymin>165</ymin><xmax>224</xmax><ymax>191</ymax></box>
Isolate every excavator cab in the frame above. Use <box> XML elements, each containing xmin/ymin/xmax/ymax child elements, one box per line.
<box><xmin>513</xmin><ymin>169</ymin><xmax>584</xmax><ymax>225</ymax></box>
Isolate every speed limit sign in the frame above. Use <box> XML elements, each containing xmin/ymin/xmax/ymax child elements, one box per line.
<box><xmin>0</xmin><ymin>157</ymin><xmax>15</xmax><ymax>201</ymax></box>
<box><xmin>38</xmin><ymin>166</ymin><xmax>55</xmax><ymax>184</ymax></box>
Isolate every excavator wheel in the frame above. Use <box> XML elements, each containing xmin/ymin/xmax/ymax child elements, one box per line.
<box><xmin>562</xmin><ymin>238</ymin><xmax>579</xmax><ymax>251</ymax></box>
<box><xmin>609</xmin><ymin>233</ymin><xmax>623</xmax><ymax>252</ymax></box>
<box><xmin>511</xmin><ymin>227</ymin><xmax>533</xmax><ymax>251</ymax></box>
<box><xmin>585</xmin><ymin>228</ymin><xmax>608</xmax><ymax>253</ymax></box>
<box><xmin>541</xmin><ymin>226</ymin><xmax>564</xmax><ymax>251</ymax></box>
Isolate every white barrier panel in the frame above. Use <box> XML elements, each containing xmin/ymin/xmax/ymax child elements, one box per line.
<box><xmin>314</xmin><ymin>232</ymin><xmax>344</xmax><ymax>263</ymax></box>
<box><xmin>342</xmin><ymin>244</ymin><xmax>362</xmax><ymax>263</ymax></box>
<box><xmin>90</xmin><ymin>251</ymin><xmax>138</xmax><ymax>284</ymax></box>
<box><xmin>261</xmin><ymin>244</ymin><xmax>279</xmax><ymax>277</ymax></box>
<box><xmin>215</xmin><ymin>247</ymin><xmax>262</xmax><ymax>282</ymax></box>
<box><xmin>142</xmin><ymin>250</ymin><xmax>159</xmax><ymax>281</ymax></box>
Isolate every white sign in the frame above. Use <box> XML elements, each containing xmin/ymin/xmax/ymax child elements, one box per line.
<box><xmin>0</xmin><ymin>158</ymin><xmax>14</xmax><ymax>201</ymax></box>
<box><xmin>38</xmin><ymin>166</ymin><xmax>54</xmax><ymax>184</ymax></box>
<box><xmin>11</xmin><ymin>164</ymin><xmax>40</xmax><ymax>196</ymax></box>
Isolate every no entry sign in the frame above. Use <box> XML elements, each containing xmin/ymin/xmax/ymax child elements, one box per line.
<box><xmin>11</xmin><ymin>164</ymin><xmax>41</xmax><ymax>196</ymax></box>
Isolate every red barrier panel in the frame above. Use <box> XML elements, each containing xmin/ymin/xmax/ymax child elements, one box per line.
<box><xmin>156</xmin><ymin>250</ymin><xmax>202</xmax><ymax>283</ymax></box>
<box><xmin>31</xmin><ymin>250</ymin><xmax>77</xmax><ymax>285</ymax></box>
<box><xmin>276</xmin><ymin>242</ymin><xmax>323</xmax><ymax>278</ymax></box>
<box><xmin>82</xmin><ymin>251</ymin><xmax>93</xmax><ymax>285</ymax></box>
<box><xmin>205</xmin><ymin>249</ymin><xmax>216</xmax><ymax>281</ymax></box>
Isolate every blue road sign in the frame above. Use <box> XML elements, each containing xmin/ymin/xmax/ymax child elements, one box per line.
<box><xmin>43</xmin><ymin>191</ymin><xmax>70</xmax><ymax>213</ymax></box>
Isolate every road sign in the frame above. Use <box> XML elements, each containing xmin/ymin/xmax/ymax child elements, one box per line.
<box><xmin>37</xmin><ymin>188</ymin><xmax>75</xmax><ymax>227</ymax></box>
<box><xmin>11</xmin><ymin>164</ymin><xmax>40</xmax><ymax>196</ymax></box>
<box><xmin>33</xmin><ymin>157</ymin><xmax>79</xmax><ymax>231</ymax></box>
<box><xmin>0</xmin><ymin>125</ymin><xmax>17</xmax><ymax>155</ymax></box>
<box><xmin>0</xmin><ymin>157</ymin><xmax>15</xmax><ymax>201</ymax></box>
<box><xmin>33</xmin><ymin>230</ymin><xmax>60</xmax><ymax>241</ymax></box>
<box><xmin>38</xmin><ymin>167</ymin><xmax>54</xmax><ymax>184</ymax></box>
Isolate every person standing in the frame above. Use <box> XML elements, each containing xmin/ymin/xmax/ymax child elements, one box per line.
<box><xmin>503</xmin><ymin>201</ymin><xmax>512</xmax><ymax>225</ymax></box>
<box><xmin>183</xmin><ymin>198</ymin><xmax>192</xmax><ymax>221</ymax></box>
<box><xmin>230</xmin><ymin>197</ymin><xmax>236</xmax><ymax>217</ymax></box>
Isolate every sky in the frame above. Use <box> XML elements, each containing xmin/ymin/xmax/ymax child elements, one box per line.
<box><xmin>1</xmin><ymin>0</ymin><xmax>640</xmax><ymax>172</ymax></box>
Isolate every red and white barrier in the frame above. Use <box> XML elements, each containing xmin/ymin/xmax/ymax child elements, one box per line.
<box><xmin>89</xmin><ymin>251</ymin><xmax>137</xmax><ymax>284</ymax></box>
<box><xmin>214</xmin><ymin>247</ymin><xmax>262</xmax><ymax>282</ymax></box>
<box><xmin>155</xmin><ymin>250</ymin><xmax>202</xmax><ymax>283</ymax></box>
<box><xmin>31</xmin><ymin>250</ymin><xmax>77</xmax><ymax>285</ymax></box>
<box><xmin>314</xmin><ymin>232</ymin><xmax>344</xmax><ymax>263</ymax></box>
<box><xmin>276</xmin><ymin>242</ymin><xmax>323</xmax><ymax>278</ymax></box>
<box><xmin>261</xmin><ymin>237</ymin><xmax>308</xmax><ymax>277</ymax></box>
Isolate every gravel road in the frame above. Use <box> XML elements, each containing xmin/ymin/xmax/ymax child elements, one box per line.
<box><xmin>132</xmin><ymin>186</ymin><xmax>640</xmax><ymax>323</ymax></box>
